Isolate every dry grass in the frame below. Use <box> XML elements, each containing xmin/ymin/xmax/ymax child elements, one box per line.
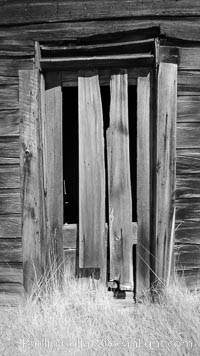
<box><xmin>0</xmin><ymin>272</ymin><xmax>199</xmax><ymax>356</ymax></box>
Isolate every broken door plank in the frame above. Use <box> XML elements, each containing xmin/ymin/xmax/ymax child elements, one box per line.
<box><xmin>45</xmin><ymin>82</ymin><xmax>64</xmax><ymax>274</ymax></box>
<box><xmin>137</xmin><ymin>74</ymin><xmax>150</xmax><ymax>296</ymax></box>
<box><xmin>78</xmin><ymin>72</ymin><xmax>106</xmax><ymax>280</ymax></box>
<box><xmin>107</xmin><ymin>70</ymin><xmax>133</xmax><ymax>290</ymax></box>
<box><xmin>156</xmin><ymin>62</ymin><xmax>177</xmax><ymax>283</ymax></box>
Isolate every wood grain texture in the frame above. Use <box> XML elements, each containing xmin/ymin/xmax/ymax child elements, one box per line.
<box><xmin>1</xmin><ymin>19</ymin><xmax>200</xmax><ymax>42</ymax></box>
<box><xmin>0</xmin><ymin>239</ymin><xmax>22</xmax><ymax>263</ymax></box>
<box><xmin>0</xmin><ymin>165</ymin><xmax>20</xmax><ymax>189</ymax></box>
<box><xmin>0</xmin><ymin>137</ymin><xmax>19</xmax><ymax>158</ymax></box>
<box><xmin>0</xmin><ymin>39</ymin><xmax>34</xmax><ymax>58</ymax></box>
<box><xmin>175</xmin><ymin>244</ymin><xmax>200</xmax><ymax>270</ymax></box>
<box><xmin>0</xmin><ymin>76</ymin><xmax>18</xmax><ymax>85</ymax></box>
<box><xmin>0</xmin><ymin>59</ymin><xmax>33</xmax><ymax>77</ymax></box>
<box><xmin>0</xmin><ymin>190</ymin><xmax>20</xmax><ymax>214</ymax></box>
<box><xmin>137</xmin><ymin>74</ymin><xmax>150</xmax><ymax>296</ymax></box>
<box><xmin>156</xmin><ymin>63</ymin><xmax>177</xmax><ymax>283</ymax></box>
<box><xmin>107</xmin><ymin>71</ymin><xmax>133</xmax><ymax>290</ymax></box>
<box><xmin>178</xmin><ymin>71</ymin><xmax>200</xmax><ymax>96</ymax></box>
<box><xmin>176</xmin><ymin>149</ymin><xmax>200</xmax><ymax>174</ymax></box>
<box><xmin>0</xmin><ymin>85</ymin><xmax>18</xmax><ymax>110</ymax></box>
<box><xmin>176</xmin><ymin>198</ymin><xmax>200</xmax><ymax>223</ymax></box>
<box><xmin>160</xmin><ymin>46</ymin><xmax>200</xmax><ymax>70</ymax></box>
<box><xmin>176</xmin><ymin>221</ymin><xmax>200</xmax><ymax>244</ymax></box>
<box><xmin>0</xmin><ymin>110</ymin><xmax>19</xmax><ymax>136</ymax></box>
<box><xmin>78</xmin><ymin>72</ymin><xmax>105</xmax><ymax>278</ymax></box>
<box><xmin>0</xmin><ymin>263</ymin><xmax>23</xmax><ymax>283</ymax></box>
<box><xmin>1</xmin><ymin>2</ymin><xmax>200</xmax><ymax>25</ymax></box>
<box><xmin>176</xmin><ymin>176</ymin><xmax>200</xmax><ymax>199</ymax></box>
<box><xmin>19</xmin><ymin>70</ymin><xmax>46</xmax><ymax>294</ymax></box>
<box><xmin>0</xmin><ymin>216</ymin><xmax>21</xmax><ymax>238</ymax></box>
<box><xmin>45</xmin><ymin>83</ymin><xmax>64</xmax><ymax>273</ymax></box>
<box><xmin>177</xmin><ymin>123</ymin><xmax>200</xmax><ymax>149</ymax></box>
<box><xmin>178</xmin><ymin>97</ymin><xmax>200</xmax><ymax>123</ymax></box>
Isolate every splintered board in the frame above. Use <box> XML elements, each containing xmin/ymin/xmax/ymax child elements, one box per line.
<box><xmin>78</xmin><ymin>72</ymin><xmax>106</xmax><ymax>279</ymax></box>
<box><xmin>107</xmin><ymin>71</ymin><xmax>133</xmax><ymax>290</ymax></box>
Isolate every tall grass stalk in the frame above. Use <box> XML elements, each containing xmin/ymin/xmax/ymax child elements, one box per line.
<box><xmin>0</xmin><ymin>271</ymin><xmax>199</xmax><ymax>356</ymax></box>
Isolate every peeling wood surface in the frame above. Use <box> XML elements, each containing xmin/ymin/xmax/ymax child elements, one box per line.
<box><xmin>78</xmin><ymin>72</ymin><xmax>105</xmax><ymax>277</ymax></box>
<box><xmin>1</xmin><ymin>2</ymin><xmax>200</xmax><ymax>26</ymax></box>
<box><xmin>137</xmin><ymin>74</ymin><xmax>150</xmax><ymax>295</ymax></box>
<box><xmin>178</xmin><ymin>97</ymin><xmax>200</xmax><ymax>122</ymax></box>
<box><xmin>107</xmin><ymin>71</ymin><xmax>133</xmax><ymax>290</ymax></box>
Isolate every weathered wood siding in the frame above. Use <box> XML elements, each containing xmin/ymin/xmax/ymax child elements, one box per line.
<box><xmin>0</xmin><ymin>1</ymin><xmax>200</xmax><ymax>300</ymax></box>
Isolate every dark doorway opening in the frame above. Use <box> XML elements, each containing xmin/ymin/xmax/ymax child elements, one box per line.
<box><xmin>62</xmin><ymin>83</ymin><xmax>137</xmax><ymax>225</ymax></box>
<box><xmin>63</xmin><ymin>87</ymin><xmax>79</xmax><ymax>224</ymax></box>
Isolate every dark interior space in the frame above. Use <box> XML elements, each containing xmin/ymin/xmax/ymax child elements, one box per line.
<box><xmin>62</xmin><ymin>83</ymin><xmax>137</xmax><ymax>225</ymax></box>
<box><xmin>100</xmin><ymin>86</ymin><xmax>110</xmax><ymax>223</ymax></box>
<box><xmin>128</xmin><ymin>85</ymin><xmax>137</xmax><ymax>222</ymax></box>
<box><xmin>63</xmin><ymin>87</ymin><xmax>79</xmax><ymax>224</ymax></box>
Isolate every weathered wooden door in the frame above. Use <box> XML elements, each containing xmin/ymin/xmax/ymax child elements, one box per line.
<box><xmin>78</xmin><ymin>69</ymin><xmax>151</xmax><ymax>291</ymax></box>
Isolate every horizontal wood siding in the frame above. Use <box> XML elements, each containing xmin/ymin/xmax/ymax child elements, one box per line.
<box><xmin>176</xmin><ymin>49</ymin><xmax>200</xmax><ymax>279</ymax></box>
<box><xmin>0</xmin><ymin>56</ymin><xmax>32</xmax><ymax>296</ymax></box>
<box><xmin>1</xmin><ymin>2</ymin><xmax>200</xmax><ymax>26</ymax></box>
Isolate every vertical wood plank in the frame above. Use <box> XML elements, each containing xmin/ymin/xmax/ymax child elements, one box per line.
<box><xmin>107</xmin><ymin>70</ymin><xmax>133</xmax><ymax>290</ymax></box>
<box><xmin>137</xmin><ymin>74</ymin><xmax>150</xmax><ymax>296</ymax></box>
<box><xmin>156</xmin><ymin>62</ymin><xmax>177</xmax><ymax>283</ymax></box>
<box><xmin>45</xmin><ymin>84</ymin><xmax>64</xmax><ymax>276</ymax></box>
<box><xmin>78</xmin><ymin>72</ymin><xmax>105</xmax><ymax>279</ymax></box>
<box><xmin>19</xmin><ymin>70</ymin><xmax>46</xmax><ymax>294</ymax></box>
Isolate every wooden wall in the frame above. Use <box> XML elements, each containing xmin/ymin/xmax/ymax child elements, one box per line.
<box><xmin>1</xmin><ymin>1</ymin><xmax>200</xmax><ymax>301</ymax></box>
